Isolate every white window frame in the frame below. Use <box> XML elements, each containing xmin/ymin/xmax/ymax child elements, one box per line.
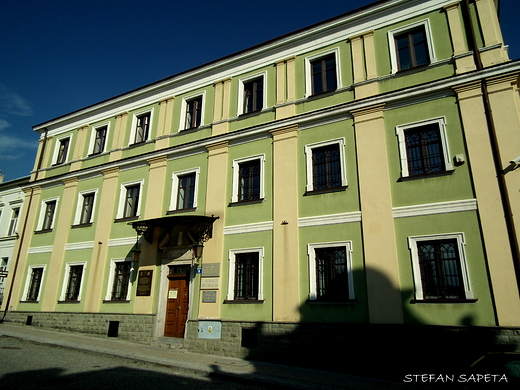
<box><xmin>179</xmin><ymin>91</ymin><xmax>205</xmax><ymax>132</ymax></box>
<box><xmin>7</xmin><ymin>206</ymin><xmax>20</xmax><ymax>236</ymax></box>
<box><xmin>304</xmin><ymin>48</ymin><xmax>341</xmax><ymax>97</ymax></box>
<box><xmin>88</xmin><ymin>122</ymin><xmax>110</xmax><ymax>155</ymax></box>
<box><xmin>21</xmin><ymin>264</ymin><xmax>46</xmax><ymax>302</ymax></box>
<box><xmin>388</xmin><ymin>19</ymin><xmax>436</xmax><ymax>74</ymax></box>
<box><xmin>307</xmin><ymin>241</ymin><xmax>354</xmax><ymax>301</ymax></box>
<box><xmin>231</xmin><ymin>154</ymin><xmax>265</xmax><ymax>203</ymax></box>
<box><xmin>408</xmin><ymin>232</ymin><xmax>473</xmax><ymax>301</ymax></box>
<box><xmin>227</xmin><ymin>247</ymin><xmax>264</xmax><ymax>301</ymax></box>
<box><xmin>105</xmin><ymin>258</ymin><xmax>133</xmax><ymax>301</ymax></box>
<box><xmin>129</xmin><ymin>109</ymin><xmax>154</xmax><ymax>145</ymax></box>
<box><xmin>304</xmin><ymin>138</ymin><xmax>347</xmax><ymax>192</ymax></box>
<box><xmin>59</xmin><ymin>261</ymin><xmax>87</xmax><ymax>302</ymax></box>
<box><xmin>36</xmin><ymin>197</ymin><xmax>60</xmax><ymax>231</ymax></box>
<box><xmin>116</xmin><ymin>180</ymin><xmax>144</xmax><ymax>219</ymax></box>
<box><xmin>396</xmin><ymin>117</ymin><xmax>453</xmax><ymax>178</ymax></box>
<box><xmin>169</xmin><ymin>167</ymin><xmax>200</xmax><ymax>211</ymax></box>
<box><xmin>73</xmin><ymin>189</ymin><xmax>99</xmax><ymax>225</ymax></box>
<box><xmin>237</xmin><ymin>72</ymin><xmax>267</xmax><ymax>116</ymax></box>
<box><xmin>52</xmin><ymin>134</ymin><xmax>72</xmax><ymax>165</ymax></box>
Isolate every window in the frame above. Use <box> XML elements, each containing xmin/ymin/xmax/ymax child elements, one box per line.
<box><xmin>237</xmin><ymin>73</ymin><xmax>266</xmax><ymax>116</ymax></box>
<box><xmin>308</xmin><ymin>242</ymin><xmax>354</xmax><ymax>302</ymax></box>
<box><xmin>59</xmin><ymin>263</ymin><xmax>85</xmax><ymax>302</ymax></box>
<box><xmin>227</xmin><ymin>248</ymin><xmax>263</xmax><ymax>301</ymax></box>
<box><xmin>116</xmin><ymin>181</ymin><xmax>143</xmax><ymax>220</ymax></box>
<box><xmin>170</xmin><ymin>168</ymin><xmax>199</xmax><ymax>211</ymax></box>
<box><xmin>396</xmin><ymin>117</ymin><xmax>453</xmax><ymax>178</ymax></box>
<box><xmin>184</xmin><ymin>96</ymin><xmax>203</xmax><ymax>129</ymax></box>
<box><xmin>311</xmin><ymin>54</ymin><xmax>337</xmax><ymax>94</ymax></box>
<box><xmin>107</xmin><ymin>260</ymin><xmax>132</xmax><ymax>301</ymax></box>
<box><xmin>123</xmin><ymin>185</ymin><xmax>140</xmax><ymax>218</ymax></box>
<box><xmin>8</xmin><ymin>207</ymin><xmax>20</xmax><ymax>236</ymax></box>
<box><xmin>231</xmin><ymin>155</ymin><xmax>265</xmax><ymax>203</ymax></box>
<box><xmin>91</xmin><ymin>125</ymin><xmax>107</xmax><ymax>155</ymax></box>
<box><xmin>133</xmin><ymin>112</ymin><xmax>151</xmax><ymax>144</ymax></box>
<box><xmin>55</xmin><ymin>137</ymin><xmax>70</xmax><ymax>165</ymax></box>
<box><xmin>305</xmin><ymin>139</ymin><xmax>347</xmax><ymax>192</ymax></box>
<box><xmin>23</xmin><ymin>266</ymin><xmax>45</xmax><ymax>302</ymax></box>
<box><xmin>388</xmin><ymin>20</ymin><xmax>435</xmax><ymax>74</ymax></box>
<box><xmin>77</xmin><ymin>192</ymin><xmax>95</xmax><ymax>225</ymax></box>
<box><xmin>409</xmin><ymin>233</ymin><xmax>473</xmax><ymax>301</ymax></box>
<box><xmin>242</xmin><ymin>77</ymin><xmax>264</xmax><ymax>114</ymax></box>
<box><xmin>40</xmin><ymin>200</ymin><xmax>57</xmax><ymax>231</ymax></box>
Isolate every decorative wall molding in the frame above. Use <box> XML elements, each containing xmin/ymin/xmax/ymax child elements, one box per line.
<box><xmin>393</xmin><ymin>199</ymin><xmax>477</xmax><ymax>218</ymax></box>
<box><xmin>224</xmin><ymin>221</ymin><xmax>274</xmax><ymax>235</ymax></box>
<box><xmin>65</xmin><ymin>241</ymin><xmax>95</xmax><ymax>251</ymax></box>
<box><xmin>28</xmin><ymin>245</ymin><xmax>53</xmax><ymax>254</ymax></box>
<box><xmin>298</xmin><ymin>211</ymin><xmax>362</xmax><ymax>228</ymax></box>
<box><xmin>107</xmin><ymin>237</ymin><xmax>136</xmax><ymax>247</ymax></box>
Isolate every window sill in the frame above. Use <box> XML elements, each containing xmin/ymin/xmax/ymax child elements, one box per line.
<box><xmin>57</xmin><ymin>300</ymin><xmax>81</xmax><ymax>304</ymax></box>
<box><xmin>128</xmin><ymin>141</ymin><xmax>149</xmax><ymax>148</ymax></box>
<box><xmin>228</xmin><ymin>198</ymin><xmax>264</xmax><ymax>207</ymax></box>
<box><xmin>224</xmin><ymin>300</ymin><xmax>265</xmax><ymax>304</ymax></box>
<box><xmin>34</xmin><ymin>229</ymin><xmax>53</xmax><ymax>234</ymax></box>
<box><xmin>71</xmin><ymin>223</ymin><xmax>93</xmax><ymax>229</ymax></box>
<box><xmin>398</xmin><ymin>170</ymin><xmax>454</xmax><ymax>182</ymax></box>
<box><xmin>166</xmin><ymin>207</ymin><xmax>197</xmax><ymax>215</ymax></box>
<box><xmin>114</xmin><ymin>216</ymin><xmax>139</xmax><ymax>223</ymax></box>
<box><xmin>103</xmin><ymin>300</ymin><xmax>131</xmax><ymax>303</ymax></box>
<box><xmin>19</xmin><ymin>300</ymin><xmax>39</xmax><ymax>304</ymax></box>
<box><xmin>307</xmin><ymin>299</ymin><xmax>357</xmax><ymax>305</ymax></box>
<box><xmin>304</xmin><ymin>186</ymin><xmax>347</xmax><ymax>196</ymax></box>
<box><xmin>307</xmin><ymin>89</ymin><xmax>337</xmax><ymax>99</ymax></box>
<box><xmin>410</xmin><ymin>299</ymin><xmax>478</xmax><ymax>304</ymax></box>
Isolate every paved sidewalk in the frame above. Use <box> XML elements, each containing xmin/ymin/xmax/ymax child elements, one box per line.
<box><xmin>0</xmin><ymin>323</ymin><xmax>425</xmax><ymax>390</ymax></box>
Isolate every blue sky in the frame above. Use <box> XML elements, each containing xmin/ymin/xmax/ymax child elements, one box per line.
<box><xmin>1</xmin><ymin>0</ymin><xmax>519</xmax><ymax>181</ymax></box>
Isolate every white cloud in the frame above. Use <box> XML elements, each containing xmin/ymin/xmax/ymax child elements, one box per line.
<box><xmin>0</xmin><ymin>119</ymin><xmax>9</xmax><ymax>131</ymax></box>
<box><xmin>0</xmin><ymin>85</ymin><xmax>33</xmax><ymax>116</ymax></box>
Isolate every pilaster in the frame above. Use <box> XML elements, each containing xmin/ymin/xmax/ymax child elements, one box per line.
<box><xmin>155</xmin><ymin>97</ymin><xmax>174</xmax><ymax>150</ymax></box>
<box><xmin>454</xmin><ymin>81</ymin><xmax>520</xmax><ymax>325</ymax></box>
<box><xmin>351</xmin><ymin>104</ymin><xmax>403</xmax><ymax>324</ymax></box>
<box><xmin>444</xmin><ymin>2</ymin><xmax>476</xmax><ymax>73</ymax></box>
<box><xmin>212</xmin><ymin>79</ymin><xmax>232</xmax><ymax>135</ymax></box>
<box><xmin>275</xmin><ymin>57</ymin><xmax>296</xmax><ymax>119</ymax></box>
<box><xmin>474</xmin><ymin>0</ymin><xmax>509</xmax><ymax>66</ymax></box>
<box><xmin>144</xmin><ymin>156</ymin><xmax>168</xmax><ymax>219</ymax></box>
<box><xmin>349</xmin><ymin>31</ymin><xmax>379</xmax><ymax>99</ymax></box>
<box><xmin>270</xmin><ymin>125</ymin><xmax>300</xmax><ymax>321</ymax></box>
<box><xmin>109</xmin><ymin>112</ymin><xmax>128</xmax><ymax>162</ymax></box>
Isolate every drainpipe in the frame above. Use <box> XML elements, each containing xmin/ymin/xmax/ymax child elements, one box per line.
<box><xmin>461</xmin><ymin>0</ymin><xmax>520</xmax><ymax>297</ymax></box>
<box><xmin>1</xmin><ymin>129</ymin><xmax>48</xmax><ymax>323</ymax></box>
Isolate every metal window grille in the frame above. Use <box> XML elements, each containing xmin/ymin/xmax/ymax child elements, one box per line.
<box><xmin>177</xmin><ymin>173</ymin><xmax>196</xmax><ymax>209</ymax></box>
<box><xmin>26</xmin><ymin>268</ymin><xmax>43</xmax><ymax>302</ymax></box>
<box><xmin>417</xmin><ymin>239</ymin><xmax>465</xmax><ymax>300</ymax></box>
<box><xmin>234</xmin><ymin>252</ymin><xmax>259</xmax><ymax>300</ymax></box>
<box><xmin>185</xmin><ymin>97</ymin><xmax>202</xmax><ymax>129</ymax></box>
<box><xmin>79</xmin><ymin>193</ymin><xmax>95</xmax><ymax>224</ymax></box>
<box><xmin>405</xmin><ymin>123</ymin><xmax>445</xmax><ymax>176</ymax></box>
<box><xmin>243</xmin><ymin>77</ymin><xmax>263</xmax><ymax>113</ymax></box>
<box><xmin>92</xmin><ymin>126</ymin><xmax>107</xmax><ymax>154</ymax></box>
<box><xmin>315</xmin><ymin>247</ymin><xmax>349</xmax><ymax>301</ymax></box>
<box><xmin>238</xmin><ymin>160</ymin><xmax>261</xmax><ymax>201</ymax></box>
<box><xmin>312</xmin><ymin>144</ymin><xmax>342</xmax><ymax>190</ymax></box>
<box><xmin>111</xmin><ymin>262</ymin><xmax>131</xmax><ymax>300</ymax></box>
<box><xmin>65</xmin><ymin>265</ymin><xmax>83</xmax><ymax>301</ymax></box>
<box><xmin>42</xmin><ymin>201</ymin><xmax>56</xmax><ymax>230</ymax></box>
<box><xmin>123</xmin><ymin>185</ymin><xmax>140</xmax><ymax>218</ymax></box>
<box><xmin>134</xmin><ymin>113</ymin><xmax>150</xmax><ymax>143</ymax></box>
<box><xmin>311</xmin><ymin>54</ymin><xmax>337</xmax><ymax>94</ymax></box>
<box><xmin>395</xmin><ymin>26</ymin><xmax>430</xmax><ymax>71</ymax></box>
<box><xmin>56</xmin><ymin>138</ymin><xmax>69</xmax><ymax>164</ymax></box>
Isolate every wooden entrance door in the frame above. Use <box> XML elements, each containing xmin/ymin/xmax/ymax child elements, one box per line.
<box><xmin>164</xmin><ymin>272</ymin><xmax>189</xmax><ymax>338</ymax></box>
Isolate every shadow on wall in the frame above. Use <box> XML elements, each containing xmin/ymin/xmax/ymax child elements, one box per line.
<box><xmin>241</xmin><ymin>267</ymin><xmax>520</xmax><ymax>386</ymax></box>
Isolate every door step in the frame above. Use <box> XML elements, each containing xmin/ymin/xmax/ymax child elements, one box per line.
<box><xmin>152</xmin><ymin>337</ymin><xmax>185</xmax><ymax>350</ymax></box>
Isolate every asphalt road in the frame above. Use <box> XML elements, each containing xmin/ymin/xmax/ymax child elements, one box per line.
<box><xmin>0</xmin><ymin>335</ymin><xmax>274</xmax><ymax>390</ymax></box>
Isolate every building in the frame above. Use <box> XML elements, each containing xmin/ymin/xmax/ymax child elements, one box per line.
<box><xmin>0</xmin><ymin>175</ymin><xmax>29</xmax><ymax>306</ymax></box>
<box><xmin>2</xmin><ymin>0</ymin><xmax>520</xmax><ymax>379</ymax></box>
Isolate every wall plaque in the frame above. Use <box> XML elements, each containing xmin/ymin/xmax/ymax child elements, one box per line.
<box><xmin>200</xmin><ymin>278</ymin><xmax>219</xmax><ymax>290</ymax></box>
<box><xmin>136</xmin><ymin>270</ymin><xmax>153</xmax><ymax>296</ymax></box>
<box><xmin>202</xmin><ymin>263</ymin><xmax>220</xmax><ymax>277</ymax></box>
<box><xmin>202</xmin><ymin>291</ymin><xmax>217</xmax><ymax>303</ymax></box>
